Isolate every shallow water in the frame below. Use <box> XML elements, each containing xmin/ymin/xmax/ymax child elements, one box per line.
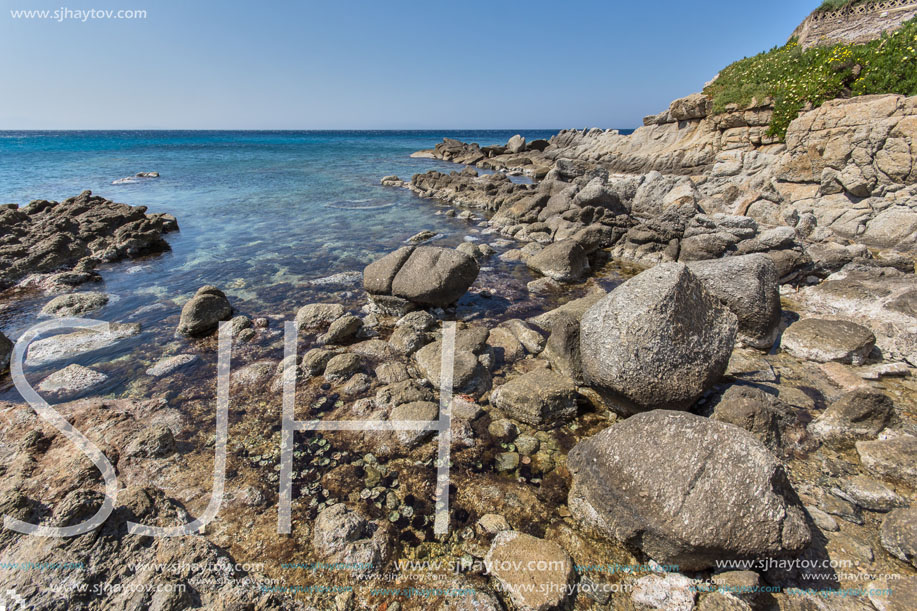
<box><xmin>0</xmin><ymin>130</ymin><xmax>610</xmax><ymax>401</ymax></box>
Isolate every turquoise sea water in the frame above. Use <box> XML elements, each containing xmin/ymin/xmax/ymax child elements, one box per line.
<box><xmin>3</xmin><ymin>130</ymin><xmax>613</xmax><ymax>399</ymax></box>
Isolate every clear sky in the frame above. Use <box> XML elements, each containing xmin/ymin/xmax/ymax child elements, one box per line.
<box><xmin>0</xmin><ymin>0</ymin><xmax>816</xmax><ymax>129</ymax></box>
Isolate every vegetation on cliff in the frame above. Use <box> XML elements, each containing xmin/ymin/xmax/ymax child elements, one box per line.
<box><xmin>816</xmin><ymin>0</ymin><xmax>867</xmax><ymax>12</ymax></box>
<box><xmin>704</xmin><ymin>17</ymin><xmax>917</xmax><ymax>138</ymax></box>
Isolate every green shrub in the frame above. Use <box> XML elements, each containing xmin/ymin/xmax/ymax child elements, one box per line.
<box><xmin>816</xmin><ymin>0</ymin><xmax>867</xmax><ymax>12</ymax></box>
<box><xmin>703</xmin><ymin>17</ymin><xmax>917</xmax><ymax>138</ymax></box>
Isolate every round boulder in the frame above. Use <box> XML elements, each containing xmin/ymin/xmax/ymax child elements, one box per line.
<box><xmin>364</xmin><ymin>246</ymin><xmax>479</xmax><ymax>308</ymax></box>
<box><xmin>567</xmin><ymin>410</ymin><xmax>811</xmax><ymax>571</ymax></box>
<box><xmin>177</xmin><ymin>286</ymin><xmax>232</xmax><ymax>337</ymax></box>
<box><xmin>580</xmin><ymin>263</ymin><xmax>737</xmax><ymax>410</ymax></box>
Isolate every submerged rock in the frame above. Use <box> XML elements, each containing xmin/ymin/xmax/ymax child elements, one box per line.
<box><xmin>177</xmin><ymin>285</ymin><xmax>232</xmax><ymax>337</ymax></box>
<box><xmin>37</xmin><ymin>364</ymin><xmax>109</xmax><ymax>399</ymax></box>
<box><xmin>580</xmin><ymin>263</ymin><xmax>737</xmax><ymax>410</ymax></box>
<box><xmin>40</xmin><ymin>291</ymin><xmax>110</xmax><ymax>317</ymax></box>
<box><xmin>567</xmin><ymin>410</ymin><xmax>811</xmax><ymax>570</ymax></box>
<box><xmin>25</xmin><ymin>322</ymin><xmax>141</xmax><ymax>367</ymax></box>
<box><xmin>145</xmin><ymin>354</ymin><xmax>199</xmax><ymax>377</ymax></box>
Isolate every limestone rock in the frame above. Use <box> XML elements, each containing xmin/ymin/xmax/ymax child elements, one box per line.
<box><xmin>856</xmin><ymin>435</ymin><xmax>917</xmax><ymax>486</ymax></box>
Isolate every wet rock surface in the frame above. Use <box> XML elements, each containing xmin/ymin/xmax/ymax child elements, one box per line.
<box><xmin>0</xmin><ymin>190</ymin><xmax>177</xmax><ymax>290</ymax></box>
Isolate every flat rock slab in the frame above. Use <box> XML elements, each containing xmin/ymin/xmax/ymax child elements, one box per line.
<box><xmin>880</xmin><ymin>508</ymin><xmax>917</xmax><ymax>568</ymax></box>
<box><xmin>781</xmin><ymin>318</ymin><xmax>876</xmax><ymax>365</ymax></box>
<box><xmin>145</xmin><ymin>354</ymin><xmax>199</xmax><ymax>377</ymax></box>
<box><xmin>856</xmin><ymin>436</ymin><xmax>917</xmax><ymax>486</ymax></box>
<box><xmin>25</xmin><ymin>322</ymin><xmax>141</xmax><ymax>367</ymax></box>
<box><xmin>40</xmin><ymin>291</ymin><xmax>110</xmax><ymax>317</ymax></box>
<box><xmin>38</xmin><ymin>364</ymin><xmax>108</xmax><ymax>399</ymax></box>
<box><xmin>484</xmin><ymin>531</ymin><xmax>574</xmax><ymax>611</ymax></box>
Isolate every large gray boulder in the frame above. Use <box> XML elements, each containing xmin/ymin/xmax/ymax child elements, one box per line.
<box><xmin>0</xmin><ymin>331</ymin><xmax>11</xmax><ymax>373</ymax></box>
<box><xmin>364</xmin><ymin>246</ymin><xmax>479</xmax><ymax>308</ymax></box>
<box><xmin>526</xmin><ymin>239</ymin><xmax>588</xmax><ymax>283</ymax></box>
<box><xmin>687</xmin><ymin>253</ymin><xmax>781</xmax><ymax>350</ymax></box>
<box><xmin>580</xmin><ymin>263</ymin><xmax>737</xmax><ymax>410</ymax></box>
<box><xmin>567</xmin><ymin>410</ymin><xmax>811</xmax><ymax>571</ymax></box>
<box><xmin>177</xmin><ymin>286</ymin><xmax>232</xmax><ymax>337</ymax></box>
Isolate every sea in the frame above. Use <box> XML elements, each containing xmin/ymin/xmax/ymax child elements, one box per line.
<box><xmin>0</xmin><ymin>130</ymin><xmax>629</xmax><ymax>401</ymax></box>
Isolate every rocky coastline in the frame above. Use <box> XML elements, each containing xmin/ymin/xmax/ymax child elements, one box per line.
<box><xmin>2</xmin><ymin>24</ymin><xmax>917</xmax><ymax>611</ymax></box>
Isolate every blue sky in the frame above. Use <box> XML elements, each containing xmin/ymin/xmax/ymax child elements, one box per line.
<box><xmin>0</xmin><ymin>0</ymin><xmax>815</xmax><ymax>129</ymax></box>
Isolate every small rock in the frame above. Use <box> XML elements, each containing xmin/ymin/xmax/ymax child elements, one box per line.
<box><xmin>37</xmin><ymin>364</ymin><xmax>108</xmax><ymax>399</ymax></box>
<box><xmin>632</xmin><ymin>573</ymin><xmax>696</xmax><ymax>611</ymax></box>
<box><xmin>295</xmin><ymin>303</ymin><xmax>346</xmax><ymax>331</ymax></box>
<box><xmin>490</xmin><ymin>369</ymin><xmax>577</xmax><ymax>427</ymax></box>
<box><xmin>324</xmin><ymin>353</ymin><xmax>363</xmax><ymax>382</ymax></box>
<box><xmin>124</xmin><ymin>424</ymin><xmax>176</xmax><ymax>458</ymax></box>
<box><xmin>0</xmin><ymin>331</ymin><xmax>12</xmax><ymax>373</ymax></box>
<box><xmin>859</xmin><ymin>362</ymin><xmax>911</xmax><ymax>380</ymax></box>
<box><xmin>40</xmin><ymin>291</ymin><xmax>109</xmax><ymax>317</ymax></box>
<box><xmin>495</xmin><ymin>452</ymin><xmax>520</xmax><ymax>473</ymax></box>
<box><xmin>856</xmin><ymin>435</ymin><xmax>917</xmax><ymax>486</ymax></box>
<box><xmin>488</xmin><ymin>419</ymin><xmax>518</xmax><ymax>443</ymax></box>
<box><xmin>808</xmin><ymin>389</ymin><xmax>894</xmax><ymax>446</ymax></box>
<box><xmin>312</xmin><ymin>504</ymin><xmax>391</xmax><ymax>568</ymax></box>
<box><xmin>781</xmin><ymin>318</ymin><xmax>876</xmax><ymax>365</ymax></box>
<box><xmin>476</xmin><ymin>513</ymin><xmax>510</xmax><ymax>536</ymax></box>
<box><xmin>805</xmin><ymin>506</ymin><xmax>839</xmax><ymax>532</ymax></box>
<box><xmin>840</xmin><ymin>475</ymin><xmax>907</xmax><ymax>512</ymax></box>
<box><xmin>321</xmin><ymin>314</ymin><xmax>362</xmax><ymax>345</ymax></box>
<box><xmin>407</xmin><ymin>230</ymin><xmax>437</xmax><ymax>244</ymax></box>
<box><xmin>302</xmin><ymin>348</ymin><xmax>337</xmax><ymax>376</ymax></box>
<box><xmin>145</xmin><ymin>354</ymin><xmax>199</xmax><ymax>377</ymax></box>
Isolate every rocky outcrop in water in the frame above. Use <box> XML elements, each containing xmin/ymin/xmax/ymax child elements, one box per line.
<box><xmin>0</xmin><ymin>190</ymin><xmax>178</xmax><ymax>290</ymax></box>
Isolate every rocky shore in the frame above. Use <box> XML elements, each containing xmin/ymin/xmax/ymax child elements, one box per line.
<box><xmin>2</xmin><ymin>21</ymin><xmax>917</xmax><ymax>611</ymax></box>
